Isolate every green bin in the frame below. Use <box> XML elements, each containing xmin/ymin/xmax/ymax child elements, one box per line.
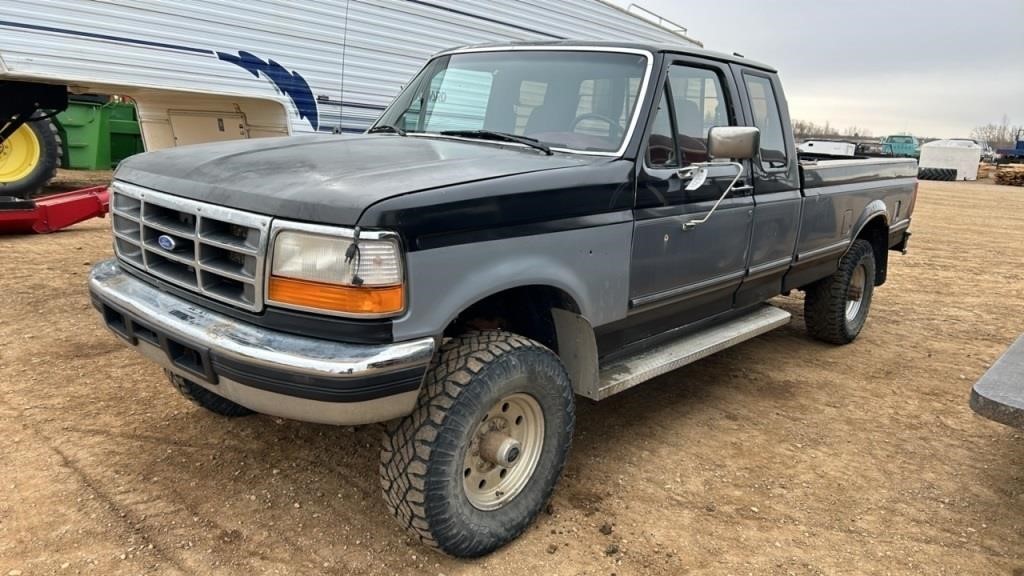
<box><xmin>57</xmin><ymin>98</ymin><xmax>144</xmax><ymax>170</ymax></box>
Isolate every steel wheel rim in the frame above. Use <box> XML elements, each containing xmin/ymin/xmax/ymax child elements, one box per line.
<box><xmin>0</xmin><ymin>124</ymin><xmax>41</xmax><ymax>183</ymax></box>
<box><xmin>462</xmin><ymin>392</ymin><xmax>545</xmax><ymax>511</ymax></box>
<box><xmin>846</xmin><ymin>264</ymin><xmax>866</xmax><ymax>322</ymax></box>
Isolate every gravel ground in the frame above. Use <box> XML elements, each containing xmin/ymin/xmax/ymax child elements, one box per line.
<box><xmin>1</xmin><ymin>177</ymin><xmax>1022</xmax><ymax>575</ymax></box>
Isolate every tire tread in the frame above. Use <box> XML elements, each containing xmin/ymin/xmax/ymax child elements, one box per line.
<box><xmin>168</xmin><ymin>371</ymin><xmax>254</xmax><ymax>417</ymax></box>
<box><xmin>804</xmin><ymin>239</ymin><xmax>875</xmax><ymax>345</ymax></box>
<box><xmin>380</xmin><ymin>330</ymin><xmax>574</xmax><ymax>556</ymax></box>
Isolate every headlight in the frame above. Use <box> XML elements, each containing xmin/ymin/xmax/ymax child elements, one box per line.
<box><xmin>267</xmin><ymin>226</ymin><xmax>404</xmax><ymax>317</ymax></box>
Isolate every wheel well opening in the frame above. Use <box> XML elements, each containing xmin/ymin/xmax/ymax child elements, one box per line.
<box><xmin>444</xmin><ymin>286</ymin><xmax>582</xmax><ymax>353</ymax></box>
<box><xmin>856</xmin><ymin>216</ymin><xmax>889</xmax><ymax>286</ymax></box>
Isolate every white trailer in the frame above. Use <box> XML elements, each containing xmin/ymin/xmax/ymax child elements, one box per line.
<box><xmin>1</xmin><ymin>0</ymin><xmax>698</xmax><ymax>148</ymax></box>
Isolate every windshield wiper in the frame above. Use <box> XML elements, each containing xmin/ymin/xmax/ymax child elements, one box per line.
<box><xmin>367</xmin><ymin>124</ymin><xmax>406</xmax><ymax>136</ymax></box>
<box><xmin>439</xmin><ymin>130</ymin><xmax>552</xmax><ymax>155</ymax></box>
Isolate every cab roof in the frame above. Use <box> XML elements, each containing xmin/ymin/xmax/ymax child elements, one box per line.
<box><xmin>439</xmin><ymin>40</ymin><xmax>777</xmax><ymax>74</ymax></box>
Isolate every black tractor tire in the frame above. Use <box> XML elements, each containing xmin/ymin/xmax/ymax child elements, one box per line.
<box><xmin>803</xmin><ymin>239</ymin><xmax>876</xmax><ymax>345</ymax></box>
<box><xmin>0</xmin><ymin>114</ymin><xmax>62</xmax><ymax>199</ymax></box>
<box><xmin>918</xmin><ymin>167</ymin><xmax>957</xmax><ymax>181</ymax></box>
<box><xmin>380</xmin><ymin>330</ymin><xmax>575</xmax><ymax>557</ymax></box>
<box><xmin>166</xmin><ymin>370</ymin><xmax>254</xmax><ymax>417</ymax></box>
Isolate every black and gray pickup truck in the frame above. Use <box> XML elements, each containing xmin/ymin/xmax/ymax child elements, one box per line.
<box><xmin>89</xmin><ymin>42</ymin><xmax>916</xmax><ymax>556</ymax></box>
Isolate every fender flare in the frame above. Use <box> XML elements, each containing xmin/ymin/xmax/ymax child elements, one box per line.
<box><xmin>850</xmin><ymin>199</ymin><xmax>889</xmax><ymax>243</ymax></box>
<box><xmin>424</xmin><ymin>266</ymin><xmax>602</xmax><ymax>397</ymax></box>
<box><xmin>847</xmin><ymin>200</ymin><xmax>891</xmax><ymax>285</ymax></box>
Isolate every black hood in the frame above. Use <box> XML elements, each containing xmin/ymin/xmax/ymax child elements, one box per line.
<box><xmin>115</xmin><ymin>134</ymin><xmax>596</xmax><ymax>225</ymax></box>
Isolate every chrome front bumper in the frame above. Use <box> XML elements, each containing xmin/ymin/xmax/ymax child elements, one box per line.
<box><xmin>89</xmin><ymin>259</ymin><xmax>435</xmax><ymax>425</ymax></box>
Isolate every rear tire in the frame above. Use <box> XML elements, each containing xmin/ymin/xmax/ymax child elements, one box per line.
<box><xmin>380</xmin><ymin>330</ymin><xmax>575</xmax><ymax>557</ymax></box>
<box><xmin>803</xmin><ymin>239</ymin><xmax>876</xmax><ymax>345</ymax></box>
<box><xmin>166</xmin><ymin>370</ymin><xmax>254</xmax><ymax>417</ymax></box>
<box><xmin>0</xmin><ymin>115</ymin><xmax>62</xmax><ymax>199</ymax></box>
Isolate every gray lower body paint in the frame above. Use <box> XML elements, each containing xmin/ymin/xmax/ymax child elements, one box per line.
<box><xmin>392</xmin><ymin>221</ymin><xmax>634</xmax><ymax>341</ymax></box>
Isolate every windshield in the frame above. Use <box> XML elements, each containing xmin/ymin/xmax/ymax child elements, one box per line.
<box><xmin>375</xmin><ymin>50</ymin><xmax>650</xmax><ymax>154</ymax></box>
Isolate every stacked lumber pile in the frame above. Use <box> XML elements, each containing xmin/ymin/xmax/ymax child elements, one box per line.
<box><xmin>994</xmin><ymin>164</ymin><xmax>1024</xmax><ymax>187</ymax></box>
<box><xmin>977</xmin><ymin>163</ymin><xmax>996</xmax><ymax>180</ymax></box>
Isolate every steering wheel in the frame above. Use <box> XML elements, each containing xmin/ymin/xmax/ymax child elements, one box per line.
<box><xmin>571</xmin><ymin>113</ymin><xmax>621</xmax><ymax>140</ymax></box>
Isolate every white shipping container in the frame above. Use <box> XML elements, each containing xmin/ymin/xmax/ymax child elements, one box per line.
<box><xmin>919</xmin><ymin>139</ymin><xmax>982</xmax><ymax>181</ymax></box>
<box><xmin>0</xmin><ymin>0</ymin><xmax>700</xmax><ymax>150</ymax></box>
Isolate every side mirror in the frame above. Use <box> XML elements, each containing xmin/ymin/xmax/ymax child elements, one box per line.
<box><xmin>676</xmin><ymin>126</ymin><xmax>760</xmax><ymax>231</ymax></box>
<box><xmin>708</xmin><ymin>126</ymin><xmax>760</xmax><ymax>160</ymax></box>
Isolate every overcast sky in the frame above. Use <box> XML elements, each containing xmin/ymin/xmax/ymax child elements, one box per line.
<box><xmin>618</xmin><ymin>0</ymin><xmax>1024</xmax><ymax>138</ymax></box>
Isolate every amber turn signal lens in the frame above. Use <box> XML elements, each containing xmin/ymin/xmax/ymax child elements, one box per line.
<box><xmin>268</xmin><ymin>276</ymin><xmax>404</xmax><ymax>316</ymax></box>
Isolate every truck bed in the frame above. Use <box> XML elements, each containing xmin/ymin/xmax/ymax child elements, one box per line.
<box><xmin>800</xmin><ymin>157</ymin><xmax>918</xmax><ymax>188</ymax></box>
<box><xmin>780</xmin><ymin>156</ymin><xmax>917</xmax><ymax>292</ymax></box>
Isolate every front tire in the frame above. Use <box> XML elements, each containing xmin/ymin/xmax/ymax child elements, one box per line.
<box><xmin>380</xmin><ymin>330</ymin><xmax>575</xmax><ymax>557</ymax></box>
<box><xmin>803</xmin><ymin>239</ymin><xmax>876</xmax><ymax>344</ymax></box>
<box><xmin>166</xmin><ymin>370</ymin><xmax>254</xmax><ymax>417</ymax></box>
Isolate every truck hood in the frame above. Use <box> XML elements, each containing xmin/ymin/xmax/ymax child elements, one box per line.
<box><xmin>114</xmin><ymin>134</ymin><xmax>596</xmax><ymax>225</ymax></box>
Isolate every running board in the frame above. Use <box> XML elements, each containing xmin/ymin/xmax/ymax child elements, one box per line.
<box><xmin>593</xmin><ymin>305</ymin><xmax>792</xmax><ymax>400</ymax></box>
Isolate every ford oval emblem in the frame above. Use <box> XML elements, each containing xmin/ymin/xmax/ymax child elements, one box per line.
<box><xmin>157</xmin><ymin>234</ymin><xmax>177</xmax><ymax>251</ymax></box>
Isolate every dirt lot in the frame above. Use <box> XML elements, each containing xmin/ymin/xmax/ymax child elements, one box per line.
<box><xmin>1</xmin><ymin>179</ymin><xmax>1022</xmax><ymax>575</ymax></box>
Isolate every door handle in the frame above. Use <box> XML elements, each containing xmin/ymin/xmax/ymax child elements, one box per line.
<box><xmin>732</xmin><ymin>185</ymin><xmax>754</xmax><ymax>194</ymax></box>
<box><xmin>677</xmin><ymin>166</ymin><xmax>699</xmax><ymax>179</ymax></box>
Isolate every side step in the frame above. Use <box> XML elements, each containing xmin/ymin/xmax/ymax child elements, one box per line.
<box><xmin>593</xmin><ymin>305</ymin><xmax>792</xmax><ymax>400</ymax></box>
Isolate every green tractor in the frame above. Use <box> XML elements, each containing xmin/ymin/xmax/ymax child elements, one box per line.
<box><xmin>1</xmin><ymin>83</ymin><xmax>143</xmax><ymax>199</ymax></box>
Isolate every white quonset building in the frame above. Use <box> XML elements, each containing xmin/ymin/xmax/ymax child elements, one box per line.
<box><xmin>0</xmin><ymin>0</ymin><xmax>700</xmax><ymax>150</ymax></box>
<box><xmin>919</xmin><ymin>139</ymin><xmax>983</xmax><ymax>181</ymax></box>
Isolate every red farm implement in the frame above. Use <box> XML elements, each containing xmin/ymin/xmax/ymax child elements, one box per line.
<box><xmin>0</xmin><ymin>186</ymin><xmax>109</xmax><ymax>234</ymax></box>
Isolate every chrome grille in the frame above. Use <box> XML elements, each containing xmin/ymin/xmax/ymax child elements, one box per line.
<box><xmin>109</xmin><ymin>182</ymin><xmax>271</xmax><ymax>312</ymax></box>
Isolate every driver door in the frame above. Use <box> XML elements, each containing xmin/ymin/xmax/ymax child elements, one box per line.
<box><xmin>618</xmin><ymin>59</ymin><xmax>755</xmax><ymax>348</ymax></box>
